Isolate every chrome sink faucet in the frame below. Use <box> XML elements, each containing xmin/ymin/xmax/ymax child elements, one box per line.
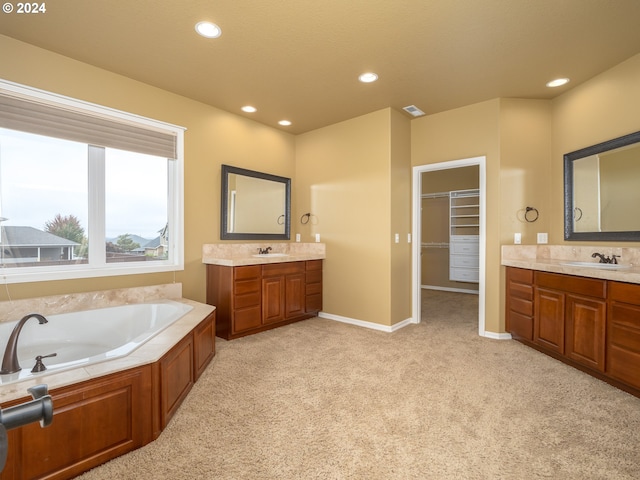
<box><xmin>0</xmin><ymin>313</ymin><xmax>48</xmax><ymax>375</ymax></box>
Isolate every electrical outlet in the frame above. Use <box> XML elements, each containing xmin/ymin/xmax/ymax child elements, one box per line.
<box><xmin>514</xmin><ymin>233</ymin><xmax>521</xmax><ymax>244</ymax></box>
<box><xmin>315</xmin><ymin>233</ymin><xmax>320</xmax><ymax>242</ymax></box>
<box><xmin>295</xmin><ymin>233</ymin><xmax>301</xmax><ymax>242</ymax></box>
<box><xmin>394</xmin><ymin>233</ymin><xmax>400</xmax><ymax>243</ymax></box>
<box><xmin>407</xmin><ymin>233</ymin><xmax>412</xmax><ymax>243</ymax></box>
<box><xmin>537</xmin><ymin>232</ymin><xmax>548</xmax><ymax>244</ymax></box>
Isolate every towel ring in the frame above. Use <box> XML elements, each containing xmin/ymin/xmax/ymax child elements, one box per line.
<box><xmin>300</xmin><ymin>213</ymin><xmax>311</xmax><ymax>225</ymax></box>
<box><xmin>525</xmin><ymin>206</ymin><xmax>539</xmax><ymax>223</ymax></box>
<box><xmin>573</xmin><ymin>207</ymin><xmax>583</xmax><ymax>222</ymax></box>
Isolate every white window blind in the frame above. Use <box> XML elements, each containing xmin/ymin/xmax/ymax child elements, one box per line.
<box><xmin>0</xmin><ymin>91</ymin><xmax>177</xmax><ymax>159</ymax></box>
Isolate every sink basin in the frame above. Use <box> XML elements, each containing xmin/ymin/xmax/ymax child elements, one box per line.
<box><xmin>560</xmin><ymin>261</ymin><xmax>631</xmax><ymax>270</ymax></box>
<box><xmin>252</xmin><ymin>253</ymin><xmax>290</xmax><ymax>258</ymax></box>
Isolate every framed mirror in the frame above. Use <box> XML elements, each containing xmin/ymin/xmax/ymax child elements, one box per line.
<box><xmin>220</xmin><ymin>164</ymin><xmax>291</xmax><ymax>240</ymax></box>
<box><xmin>564</xmin><ymin>130</ymin><xmax>640</xmax><ymax>241</ymax></box>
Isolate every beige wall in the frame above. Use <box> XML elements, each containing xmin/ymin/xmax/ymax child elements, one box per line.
<box><xmin>551</xmin><ymin>52</ymin><xmax>640</xmax><ymax>246</ymax></box>
<box><xmin>0</xmin><ymin>35</ymin><xmax>296</xmax><ymax>303</ymax></box>
<box><xmin>295</xmin><ymin>108</ymin><xmax>411</xmax><ymax>326</ymax></box>
<box><xmin>411</xmin><ymin>100</ymin><xmax>502</xmax><ymax>332</ymax></box>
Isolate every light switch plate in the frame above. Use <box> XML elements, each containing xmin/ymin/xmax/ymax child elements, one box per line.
<box><xmin>514</xmin><ymin>233</ymin><xmax>521</xmax><ymax>244</ymax></box>
<box><xmin>537</xmin><ymin>232</ymin><xmax>548</xmax><ymax>244</ymax></box>
<box><xmin>394</xmin><ymin>233</ymin><xmax>400</xmax><ymax>243</ymax></box>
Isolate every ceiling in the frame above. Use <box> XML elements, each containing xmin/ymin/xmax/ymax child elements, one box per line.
<box><xmin>2</xmin><ymin>0</ymin><xmax>640</xmax><ymax>134</ymax></box>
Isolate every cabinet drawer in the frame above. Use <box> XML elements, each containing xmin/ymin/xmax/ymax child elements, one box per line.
<box><xmin>510</xmin><ymin>296</ymin><xmax>533</xmax><ymax>316</ymax></box>
<box><xmin>233</xmin><ymin>306</ymin><xmax>261</xmax><ymax>333</ymax></box>
<box><xmin>450</xmin><ymin>267</ymin><xmax>479</xmax><ymax>283</ymax></box>
<box><xmin>234</xmin><ymin>278</ymin><xmax>260</xmax><ymax>295</ymax></box>
<box><xmin>450</xmin><ymin>242</ymin><xmax>479</xmax><ymax>255</ymax></box>
<box><xmin>235</xmin><ymin>265</ymin><xmax>261</xmax><ymax>280</ymax></box>
<box><xmin>306</xmin><ymin>270</ymin><xmax>322</xmax><ymax>284</ymax></box>
<box><xmin>262</xmin><ymin>262</ymin><xmax>304</xmax><ymax>276</ymax></box>
<box><xmin>509</xmin><ymin>311</ymin><xmax>533</xmax><ymax>341</ymax></box>
<box><xmin>306</xmin><ymin>260</ymin><xmax>323</xmax><ymax>271</ymax></box>
<box><xmin>234</xmin><ymin>291</ymin><xmax>261</xmax><ymax>309</ymax></box>
<box><xmin>509</xmin><ymin>282</ymin><xmax>533</xmax><ymax>301</ymax></box>
<box><xmin>535</xmin><ymin>271</ymin><xmax>606</xmax><ymax>299</ymax></box>
<box><xmin>306</xmin><ymin>282</ymin><xmax>322</xmax><ymax>295</ymax></box>
<box><xmin>609</xmin><ymin>281</ymin><xmax>640</xmax><ymax>305</ymax></box>
<box><xmin>507</xmin><ymin>267</ymin><xmax>533</xmax><ymax>284</ymax></box>
<box><xmin>450</xmin><ymin>254</ymin><xmax>479</xmax><ymax>268</ymax></box>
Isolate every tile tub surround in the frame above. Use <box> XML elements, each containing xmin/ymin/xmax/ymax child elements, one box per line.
<box><xmin>202</xmin><ymin>242</ymin><xmax>326</xmax><ymax>266</ymax></box>
<box><xmin>0</xmin><ymin>283</ymin><xmax>215</xmax><ymax>404</ymax></box>
<box><xmin>502</xmin><ymin>245</ymin><xmax>640</xmax><ymax>283</ymax></box>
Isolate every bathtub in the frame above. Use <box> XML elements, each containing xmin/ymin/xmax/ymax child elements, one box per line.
<box><xmin>0</xmin><ymin>300</ymin><xmax>193</xmax><ymax>385</ymax></box>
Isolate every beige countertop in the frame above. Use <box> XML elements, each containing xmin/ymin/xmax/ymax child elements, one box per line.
<box><xmin>202</xmin><ymin>242</ymin><xmax>325</xmax><ymax>266</ymax></box>
<box><xmin>502</xmin><ymin>245</ymin><xmax>640</xmax><ymax>284</ymax></box>
<box><xmin>0</xmin><ymin>286</ymin><xmax>214</xmax><ymax>404</ymax></box>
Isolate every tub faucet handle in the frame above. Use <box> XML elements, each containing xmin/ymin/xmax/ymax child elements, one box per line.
<box><xmin>31</xmin><ymin>353</ymin><xmax>57</xmax><ymax>373</ymax></box>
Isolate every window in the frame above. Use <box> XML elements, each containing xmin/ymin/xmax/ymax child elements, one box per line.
<box><xmin>0</xmin><ymin>80</ymin><xmax>185</xmax><ymax>283</ymax></box>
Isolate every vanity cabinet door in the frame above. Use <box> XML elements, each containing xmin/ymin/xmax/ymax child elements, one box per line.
<box><xmin>194</xmin><ymin>312</ymin><xmax>216</xmax><ymax>381</ymax></box>
<box><xmin>534</xmin><ymin>287</ymin><xmax>565</xmax><ymax>354</ymax></box>
<box><xmin>262</xmin><ymin>275</ymin><xmax>286</xmax><ymax>324</ymax></box>
<box><xmin>565</xmin><ymin>294</ymin><xmax>606</xmax><ymax>372</ymax></box>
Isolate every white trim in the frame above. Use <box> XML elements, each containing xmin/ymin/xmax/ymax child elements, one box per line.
<box><xmin>412</xmin><ymin>157</ymin><xmax>487</xmax><ymax>336</ymax></box>
<box><xmin>0</xmin><ymin>79</ymin><xmax>186</xmax><ymax>284</ymax></box>
<box><xmin>484</xmin><ymin>331</ymin><xmax>513</xmax><ymax>340</ymax></box>
<box><xmin>422</xmin><ymin>285</ymin><xmax>479</xmax><ymax>294</ymax></box>
<box><xmin>319</xmin><ymin>312</ymin><xmax>414</xmax><ymax>333</ymax></box>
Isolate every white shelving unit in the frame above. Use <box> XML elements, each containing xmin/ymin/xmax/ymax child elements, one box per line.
<box><xmin>449</xmin><ymin>189</ymin><xmax>479</xmax><ymax>283</ymax></box>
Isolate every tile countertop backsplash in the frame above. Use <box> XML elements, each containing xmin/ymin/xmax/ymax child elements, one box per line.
<box><xmin>502</xmin><ymin>245</ymin><xmax>640</xmax><ymax>284</ymax></box>
<box><xmin>202</xmin><ymin>242</ymin><xmax>326</xmax><ymax>266</ymax></box>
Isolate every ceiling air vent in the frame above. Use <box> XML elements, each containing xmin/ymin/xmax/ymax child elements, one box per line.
<box><xmin>402</xmin><ymin>105</ymin><xmax>425</xmax><ymax>117</ymax></box>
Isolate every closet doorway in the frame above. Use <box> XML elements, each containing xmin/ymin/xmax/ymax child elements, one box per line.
<box><xmin>411</xmin><ymin>157</ymin><xmax>486</xmax><ymax>336</ymax></box>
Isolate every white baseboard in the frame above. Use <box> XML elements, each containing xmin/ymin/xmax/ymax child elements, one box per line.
<box><xmin>317</xmin><ymin>312</ymin><xmax>511</xmax><ymax>339</ymax></box>
<box><xmin>422</xmin><ymin>285</ymin><xmax>479</xmax><ymax>294</ymax></box>
<box><xmin>482</xmin><ymin>331</ymin><xmax>512</xmax><ymax>340</ymax></box>
<box><xmin>318</xmin><ymin>312</ymin><xmax>414</xmax><ymax>333</ymax></box>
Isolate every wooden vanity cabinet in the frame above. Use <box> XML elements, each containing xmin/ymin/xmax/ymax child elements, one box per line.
<box><xmin>607</xmin><ymin>282</ymin><xmax>640</xmax><ymax>390</ymax></box>
<box><xmin>207</xmin><ymin>260</ymin><xmax>323</xmax><ymax>340</ymax></box>
<box><xmin>506</xmin><ymin>267</ymin><xmax>640</xmax><ymax>397</ymax></box>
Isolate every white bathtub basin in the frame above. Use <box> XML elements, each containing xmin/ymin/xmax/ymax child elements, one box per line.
<box><xmin>252</xmin><ymin>253</ymin><xmax>290</xmax><ymax>258</ymax></box>
<box><xmin>0</xmin><ymin>300</ymin><xmax>193</xmax><ymax>384</ymax></box>
<box><xmin>560</xmin><ymin>261</ymin><xmax>631</xmax><ymax>270</ymax></box>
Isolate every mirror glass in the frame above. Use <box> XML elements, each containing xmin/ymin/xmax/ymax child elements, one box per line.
<box><xmin>220</xmin><ymin>164</ymin><xmax>291</xmax><ymax>240</ymax></box>
<box><xmin>564</xmin><ymin>130</ymin><xmax>640</xmax><ymax>241</ymax></box>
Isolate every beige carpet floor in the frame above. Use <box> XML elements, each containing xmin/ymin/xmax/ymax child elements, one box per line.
<box><xmin>77</xmin><ymin>290</ymin><xmax>640</xmax><ymax>479</ymax></box>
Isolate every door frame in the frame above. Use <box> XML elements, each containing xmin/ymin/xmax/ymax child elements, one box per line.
<box><xmin>411</xmin><ymin>156</ymin><xmax>487</xmax><ymax>336</ymax></box>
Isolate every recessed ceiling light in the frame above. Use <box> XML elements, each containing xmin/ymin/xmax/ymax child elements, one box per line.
<box><xmin>546</xmin><ymin>78</ymin><xmax>570</xmax><ymax>88</ymax></box>
<box><xmin>358</xmin><ymin>72</ymin><xmax>378</xmax><ymax>83</ymax></box>
<box><xmin>195</xmin><ymin>21</ymin><xmax>221</xmax><ymax>38</ymax></box>
<box><xmin>278</xmin><ymin>120</ymin><xmax>292</xmax><ymax>126</ymax></box>
<box><xmin>241</xmin><ymin>106</ymin><xmax>257</xmax><ymax>113</ymax></box>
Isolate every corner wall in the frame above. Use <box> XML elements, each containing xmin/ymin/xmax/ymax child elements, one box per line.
<box><xmin>411</xmin><ymin>100</ymin><xmax>502</xmax><ymax>333</ymax></box>
<box><xmin>295</xmin><ymin>108</ymin><xmax>411</xmax><ymax>327</ymax></box>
